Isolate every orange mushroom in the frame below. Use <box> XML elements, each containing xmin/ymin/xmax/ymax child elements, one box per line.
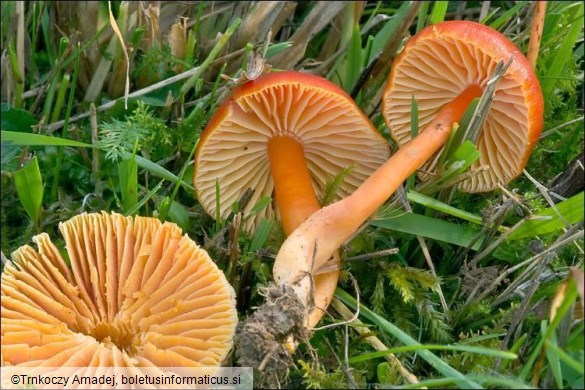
<box><xmin>194</xmin><ymin>71</ymin><xmax>390</xmax><ymax>328</ymax></box>
<box><xmin>1</xmin><ymin>212</ymin><xmax>237</xmax><ymax>369</ymax></box>
<box><xmin>383</xmin><ymin>20</ymin><xmax>544</xmax><ymax>192</ymax></box>
<box><xmin>270</xmin><ymin>20</ymin><xmax>543</xmax><ymax>354</ymax></box>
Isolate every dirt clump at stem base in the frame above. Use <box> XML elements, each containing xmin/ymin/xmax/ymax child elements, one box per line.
<box><xmin>234</xmin><ymin>284</ymin><xmax>308</xmax><ymax>388</ymax></box>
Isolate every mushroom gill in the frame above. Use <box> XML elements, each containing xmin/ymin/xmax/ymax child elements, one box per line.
<box><xmin>1</xmin><ymin>212</ymin><xmax>237</xmax><ymax>368</ymax></box>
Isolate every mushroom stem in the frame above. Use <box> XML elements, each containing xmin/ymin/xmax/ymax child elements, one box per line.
<box><xmin>267</xmin><ymin>134</ymin><xmax>341</xmax><ymax>329</ymax></box>
<box><xmin>273</xmin><ymin>85</ymin><xmax>483</xmax><ymax>307</ymax></box>
<box><xmin>267</xmin><ymin>135</ymin><xmax>321</xmax><ymax>235</ymax></box>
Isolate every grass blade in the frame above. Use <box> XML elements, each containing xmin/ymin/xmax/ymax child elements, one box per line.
<box><xmin>336</xmin><ymin>288</ymin><xmax>483</xmax><ymax>389</ymax></box>
<box><xmin>371</xmin><ymin>207</ymin><xmax>485</xmax><ymax>250</ymax></box>
<box><xmin>349</xmin><ymin>344</ymin><xmax>517</xmax><ymax>363</ymax></box>
<box><xmin>429</xmin><ymin>1</ymin><xmax>449</xmax><ymax>24</ymax></box>
<box><xmin>14</xmin><ymin>156</ymin><xmax>43</xmax><ymax>228</ymax></box>
<box><xmin>118</xmin><ymin>157</ymin><xmax>138</xmax><ymax>215</ymax></box>
<box><xmin>249</xmin><ymin>218</ymin><xmax>273</xmax><ymax>252</ymax></box>
<box><xmin>509</xmin><ymin>192</ymin><xmax>584</xmax><ymax>239</ymax></box>
<box><xmin>541</xmin><ymin>2</ymin><xmax>584</xmax><ymax>99</ymax></box>
<box><xmin>1</xmin><ymin>131</ymin><xmax>94</xmax><ymax>147</ymax></box>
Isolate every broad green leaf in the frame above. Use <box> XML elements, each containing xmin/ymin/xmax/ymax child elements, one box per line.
<box><xmin>376</xmin><ymin>362</ymin><xmax>392</xmax><ymax>385</ymax></box>
<box><xmin>14</xmin><ymin>156</ymin><xmax>43</xmax><ymax>226</ymax></box>
<box><xmin>509</xmin><ymin>192</ymin><xmax>584</xmax><ymax>239</ymax></box>
<box><xmin>1</xmin><ymin>130</ymin><xmax>94</xmax><ymax>147</ymax></box>
<box><xmin>371</xmin><ymin>207</ymin><xmax>485</xmax><ymax>250</ymax></box>
<box><xmin>1</xmin><ymin>104</ymin><xmax>37</xmax><ymax>133</ymax></box>
<box><xmin>118</xmin><ymin>157</ymin><xmax>138</xmax><ymax>214</ymax></box>
<box><xmin>335</xmin><ymin>289</ymin><xmax>483</xmax><ymax>389</ymax></box>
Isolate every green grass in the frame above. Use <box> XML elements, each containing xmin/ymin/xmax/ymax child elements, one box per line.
<box><xmin>1</xmin><ymin>1</ymin><xmax>583</xmax><ymax>388</ymax></box>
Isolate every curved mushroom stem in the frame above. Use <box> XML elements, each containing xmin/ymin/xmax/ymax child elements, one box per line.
<box><xmin>273</xmin><ymin>85</ymin><xmax>483</xmax><ymax>311</ymax></box>
<box><xmin>267</xmin><ymin>135</ymin><xmax>341</xmax><ymax>329</ymax></box>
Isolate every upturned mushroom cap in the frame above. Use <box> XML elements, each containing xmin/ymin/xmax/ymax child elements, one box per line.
<box><xmin>1</xmin><ymin>212</ymin><xmax>237</xmax><ymax>368</ymax></box>
<box><xmin>194</xmin><ymin>71</ymin><xmax>390</xmax><ymax>230</ymax></box>
<box><xmin>382</xmin><ymin>20</ymin><xmax>544</xmax><ymax>192</ymax></box>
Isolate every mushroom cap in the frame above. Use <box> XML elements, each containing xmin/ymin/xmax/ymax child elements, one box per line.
<box><xmin>1</xmin><ymin>212</ymin><xmax>237</xmax><ymax>368</ymax></box>
<box><xmin>194</xmin><ymin>71</ymin><xmax>390</xmax><ymax>230</ymax></box>
<box><xmin>382</xmin><ymin>20</ymin><xmax>544</xmax><ymax>192</ymax></box>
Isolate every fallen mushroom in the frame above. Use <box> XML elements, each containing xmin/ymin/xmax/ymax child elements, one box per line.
<box><xmin>1</xmin><ymin>212</ymin><xmax>237</xmax><ymax>369</ymax></box>
<box><xmin>383</xmin><ymin>20</ymin><xmax>544</xmax><ymax>192</ymax></box>
<box><xmin>238</xmin><ymin>21</ymin><xmax>543</xmax><ymax>385</ymax></box>
<box><xmin>194</xmin><ymin>71</ymin><xmax>390</xmax><ymax>329</ymax></box>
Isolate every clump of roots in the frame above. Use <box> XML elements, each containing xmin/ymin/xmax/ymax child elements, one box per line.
<box><xmin>234</xmin><ymin>284</ymin><xmax>308</xmax><ymax>388</ymax></box>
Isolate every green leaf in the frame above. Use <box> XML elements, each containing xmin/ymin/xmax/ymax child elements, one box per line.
<box><xmin>250</xmin><ymin>195</ymin><xmax>272</xmax><ymax>216</ymax></box>
<box><xmin>371</xmin><ymin>207</ymin><xmax>485</xmax><ymax>250</ymax></box>
<box><xmin>265</xmin><ymin>42</ymin><xmax>292</xmax><ymax>59</ymax></box>
<box><xmin>14</xmin><ymin>156</ymin><xmax>43</xmax><ymax>226</ymax></box>
<box><xmin>541</xmin><ymin>2</ymin><xmax>584</xmax><ymax>100</ymax></box>
<box><xmin>376</xmin><ymin>362</ymin><xmax>392</xmax><ymax>385</ymax></box>
<box><xmin>545</xmin><ymin>334</ymin><xmax>564</xmax><ymax>388</ymax></box>
<box><xmin>398</xmin><ymin>375</ymin><xmax>533</xmax><ymax>389</ymax></box>
<box><xmin>335</xmin><ymin>289</ymin><xmax>483</xmax><ymax>389</ymax></box>
<box><xmin>368</xmin><ymin>2</ymin><xmax>414</xmax><ymax>63</ymax></box>
<box><xmin>489</xmin><ymin>2</ymin><xmax>529</xmax><ymax>30</ymax></box>
<box><xmin>1</xmin><ymin>130</ymin><xmax>94</xmax><ymax>147</ymax></box>
<box><xmin>406</xmin><ymin>190</ymin><xmax>491</xmax><ymax>227</ymax></box>
<box><xmin>345</xmin><ymin>23</ymin><xmax>363</xmax><ymax>92</ymax></box>
<box><xmin>429</xmin><ymin>1</ymin><xmax>448</xmax><ymax>24</ymax></box>
<box><xmin>125</xmin><ymin>152</ymin><xmax>195</xmax><ymax>193</ymax></box>
<box><xmin>546</xmin><ymin>340</ymin><xmax>585</xmax><ymax>376</ymax></box>
<box><xmin>249</xmin><ymin>218</ymin><xmax>273</xmax><ymax>252</ymax></box>
<box><xmin>416</xmin><ymin>2</ymin><xmax>430</xmax><ymax>33</ymax></box>
<box><xmin>168</xmin><ymin>201</ymin><xmax>190</xmax><ymax>232</ymax></box>
<box><xmin>509</xmin><ymin>192</ymin><xmax>584</xmax><ymax>239</ymax></box>
<box><xmin>126</xmin><ymin>180</ymin><xmax>164</xmax><ymax>216</ymax></box>
<box><xmin>1</xmin><ymin>104</ymin><xmax>37</xmax><ymax>133</ymax></box>
<box><xmin>320</xmin><ymin>164</ymin><xmax>356</xmax><ymax>206</ymax></box>
<box><xmin>349</xmin><ymin>343</ymin><xmax>517</xmax><ymax>364</ymax></box>
<box><xmin>118</xmin><ymin>157</ymin><xmax>138</xmax><ymax>214</ymax></box>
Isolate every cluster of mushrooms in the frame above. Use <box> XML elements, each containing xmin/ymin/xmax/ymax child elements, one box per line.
<box><xmin>2</xmin><ymin>20</ymin><xmax>543</xmax><ymax>386</ymax></box>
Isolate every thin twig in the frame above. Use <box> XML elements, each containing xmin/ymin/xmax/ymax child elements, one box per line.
<box><xmin>493</xmin><ymin>225</ymin><xmax>584</xmax><ymax>305</ymax></box>
<box><xmin>44</xmin><ymin>66</ymin><xmax>209</xmax><ymax>133</ymax></box>
<box><xmin>312</xmin><ymin>273</ymin><xmax>360</xmax><ymax>331</ymax></box>
<box><xmin>472</xmin><ymin>226</ymin><xmax>583</xmax><ymax>305</ymax></box>
<box><xmin>89</xmin><ymin>103</ymin><xmax>100</xmax><ymax>176</ymax></box>
<box><xmin>330</xmin><ymin>298</ymin><xmax>420</xmax><ymax>385</ymax></box>
<box><xmin>523</xmin><ymin>169</ymin><xmax>572</xmax><ymax>229</ymax></box>
<box><xmin>540</xmin><ymin>116</ymin><xmax>584</xmax><ymax>139</ymax></box>
<box><xmin>396</xmin><ymin>186</ymin><xmax>449</xmax><ymax>313</ymax></box>
<box><xmin>324</xmin><ymin>338</ymin><xmax>359</xmax><ymax>389</ymax></box>
<box><xmin>345</xmin><ymin>248</ymin><xmax>399</xmax><ymax>262</ymax></box>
